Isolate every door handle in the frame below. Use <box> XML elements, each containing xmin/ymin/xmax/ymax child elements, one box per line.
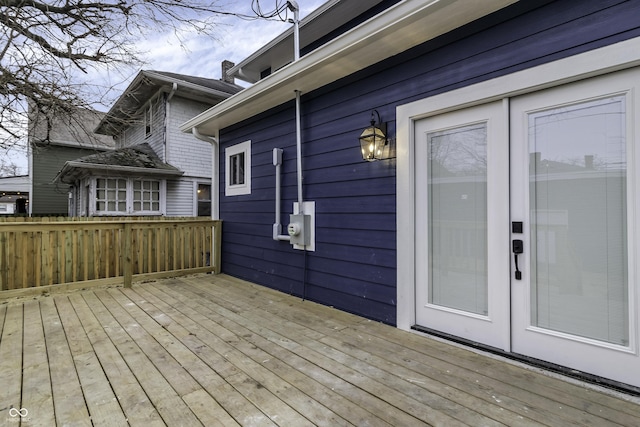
<box><xmin>512</xmin><ymin>239</ymin><xmax>523</xmax><ymax>280</ymax></box>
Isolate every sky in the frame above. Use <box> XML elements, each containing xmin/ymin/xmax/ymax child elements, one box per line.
<box><xmin>118</xmin><ymin>1</ymin><xmax>324</xmax><ymax>87</ymax></box>
<box><xmin>3</xmin><ymin>0</ymin><xmax>324</xmax><ymax>176</ymax></box>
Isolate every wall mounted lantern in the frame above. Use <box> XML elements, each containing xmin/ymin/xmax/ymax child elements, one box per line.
<box><xmin>359</xmin><ymin>110</ymin><xmax>387</xmax><ymax>161</ymax></box>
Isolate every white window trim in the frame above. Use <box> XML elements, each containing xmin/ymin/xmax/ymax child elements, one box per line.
<box><xmin>225</xmin><ymin>140</ymin><xmax>251</xmax><ymax>196</ymax></box>
<box><xmin>396</xmin><ymin>37</ymin><xmax>640</xmax><ymax>331</ymax></box>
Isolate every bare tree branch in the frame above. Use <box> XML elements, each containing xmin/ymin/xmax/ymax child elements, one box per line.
<box><xmin>0</xmin><ymin>0</ymin><xmax>241</xmax><ymax>151</ymax></box>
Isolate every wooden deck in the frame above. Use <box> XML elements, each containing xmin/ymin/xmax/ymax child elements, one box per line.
<box><xmin>1</xmin><ymin>274</ymin><xmax>639</xmax><ymax>426</ymax></box>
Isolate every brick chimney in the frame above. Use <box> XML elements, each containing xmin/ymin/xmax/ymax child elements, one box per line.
<box><xmin>221</xmin><ymin>60</ymin><xmax>235</xmax><ymax>84</ymax></box>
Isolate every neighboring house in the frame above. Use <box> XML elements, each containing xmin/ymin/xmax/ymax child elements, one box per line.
<box><xmin>28</xmin><ymin>106</ymin><xmax>115</xmax><ymax>215</ymax></box>
<box><xmin>181</xmin><ymin>0</ymin><xmax>640</xmax><ymax>391</ymax></box>
<box><xmin>0</xmin><ymin>175</ymin><xmax>30</xmax><ymax>215</ymax></box>
<box><xmin>55</xmin><ymin>68</ymin><xmax>242</xmax><ymax>216</ymax></box>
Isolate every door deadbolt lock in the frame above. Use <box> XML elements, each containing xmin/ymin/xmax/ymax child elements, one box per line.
<box><xmin>512</xmin><ymin>239</ymin><xmax>523</xmax><ymax>280</ymax></box>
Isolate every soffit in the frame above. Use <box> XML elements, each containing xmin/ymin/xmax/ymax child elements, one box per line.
<box><xmin>181</xmin><ymin>0</ymin><xmax>517</xmax><ymax>136</ymax></box>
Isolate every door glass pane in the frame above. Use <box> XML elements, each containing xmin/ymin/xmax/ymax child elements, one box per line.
<box><xmin>529</xmin><ymin>95</ymin><xmax>628</xmax><ymax>345</ymax></box>
<box><xmin>428</xmin><ymin>122</ymin><xmax>488</xmax><ymax>315</ymax></box>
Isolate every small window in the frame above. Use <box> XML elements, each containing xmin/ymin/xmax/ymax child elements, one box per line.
<box><xmin>96</xmin><ymin>178</ymin><xmax>127</xmax><ymax>213</ymax></box>
<box><xmin>229</xmin><ymin>152</ymin><xmax>245</xmax><ymax>185</ymax></box>
<box><xmin>145</xmin><ymin>105</ymin><xmax>152</xmax><ymax>138</ymax></box>
<box><xmin>225</xmin><ymin>141</ymin><xmax>251</xmax><ymax>196</ymax></box>
<box><xmin>133</xmin><ymin>179</ymin><xmax>160</xmax><ymax>213</ymax></box>
<box><xmin>197</xmin><ymin>184</ymin><xmax>211</xmax><ymax>216</ymax></box>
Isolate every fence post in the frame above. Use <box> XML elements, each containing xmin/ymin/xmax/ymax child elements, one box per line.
<box><xmin>213</xmin><ymin>221</ymin><xmax>222</xmax><ymax>274</ymax></box>
<box><xmin>123</xmin><ymin>222</ymin><xmax>133</xmax><ymax>288</ymax></box>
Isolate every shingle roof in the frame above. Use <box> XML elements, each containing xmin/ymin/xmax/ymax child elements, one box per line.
<box><xmin>146</xmin><ymin>71</ymin><xmax>242</xmax><ymax>95</ymax></box>
<box><xmin>55</xmin><ymin>143</ymin><xmax>183</xmax><ymax>184</ymax></box>
<box><xmin>73</xmin><ymin>143</ymin><xmax>179</xmax><ymax>170</ymax></box>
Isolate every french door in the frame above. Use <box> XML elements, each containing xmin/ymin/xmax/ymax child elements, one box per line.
<box><xmin>415</xmin><ymin>69</ymin><xmax>640</xmax><ymax>387</ymax></box>
<box><xmin>414</xmin><ymin>101</ymin><xmax>510</xmax><ymax>350</ymax></box>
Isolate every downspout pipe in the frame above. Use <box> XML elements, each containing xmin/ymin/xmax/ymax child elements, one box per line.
<box><xmin>192</xmin><ymin>127</ymin><xmax>220</xmax><ymax>221</ymax></box>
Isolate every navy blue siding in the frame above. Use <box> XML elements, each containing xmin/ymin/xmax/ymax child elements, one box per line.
<box><xmin>219</xmin><ymin>0</ymin><xmax>640</xmax><ymax>325</ymax></box>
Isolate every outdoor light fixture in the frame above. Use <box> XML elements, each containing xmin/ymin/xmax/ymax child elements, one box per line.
<box><xmin>359</xmin><ymin>110</ymin><xmax>387</xmax><ymax>161</ymax></box>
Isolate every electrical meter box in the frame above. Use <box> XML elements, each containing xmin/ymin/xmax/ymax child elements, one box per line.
<box><xmin>288</xmin><ymin>214</ymin><xmax>311</xmax><ymax>246</ymax></box>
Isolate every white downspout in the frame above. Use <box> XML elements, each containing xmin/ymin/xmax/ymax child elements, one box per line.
<box><xmin>192</xmin><ymin>127</ymin><xmax>219</xmax><ymax>221</ymax></box>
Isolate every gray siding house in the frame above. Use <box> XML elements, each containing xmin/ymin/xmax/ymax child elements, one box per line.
<box><xmin>56</xmin><ymin>69</ymin><xmax>242</xmax><ymax>216</ymax></box>
<box><xmin>28</xmin><ymin>107</ymin><xmax>114</xmax><ymax>215</ymax></box>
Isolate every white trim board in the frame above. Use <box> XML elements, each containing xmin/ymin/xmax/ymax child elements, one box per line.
<box><xmin>396</xmin><ymin>37</ymin><xmax>640</xmax><ymax>330</ymax></box>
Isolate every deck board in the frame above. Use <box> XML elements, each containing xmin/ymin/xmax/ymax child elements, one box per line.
<box><xmin>40</xmin><ymin>297</ymin><xmax>92</xmax><ymax>426</ymax></box>
<box><xmin>21</xmin><ymin>300</ymin><xmax>55</xmax><ymax>427</ymax></box>
<box><xmin>55</xmin><ymin>296</ymin><xmax>127</xmax><ymax>427</ymax></box>
<box><xmin>0</xmin><ymin>304</ymin><xmax>23</xmax><ymax>422</ymax></box>
<box><xmin>67</xmin><ymin>293</ymin><xmax>165</xmax><ymax>427</ymax></box>
<box><xmin>1</xmin><ymin>273</ymin><xmax>639</xmax><ymax>426</ymax></box>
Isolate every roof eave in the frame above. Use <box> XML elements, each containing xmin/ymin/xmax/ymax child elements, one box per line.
<box><xmin>180</xmin><ymin>0</ymin><xmax>517</xmax><ymax>136</ymax></box>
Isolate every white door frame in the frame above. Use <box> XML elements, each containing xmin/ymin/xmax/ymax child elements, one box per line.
<box><xmin>397</xmin><ymin>37</ymin><xmax>640</xmax><ymax>332</ymax></box>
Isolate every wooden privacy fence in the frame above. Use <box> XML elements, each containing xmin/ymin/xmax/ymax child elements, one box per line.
<box><xmin>0</xmin><ymin>217</ymin><xmax>221</xmax><ymax>292</ymax></box>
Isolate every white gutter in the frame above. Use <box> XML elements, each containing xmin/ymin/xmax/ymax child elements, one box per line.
<box><xmin>192</xmin><ymin>128</ymin><xmax>220</xmax><ymax>221</ymax></box>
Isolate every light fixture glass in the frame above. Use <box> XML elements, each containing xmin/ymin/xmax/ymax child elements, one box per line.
<box><xmin>359</xmin><ymin>110</ymin><xmax>386</xmax><ymax>161</ymax></box>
